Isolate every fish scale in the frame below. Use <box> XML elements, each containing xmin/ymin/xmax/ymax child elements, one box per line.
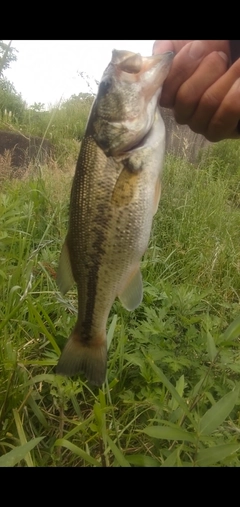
<box><xmin>56</xmin><ymin>49</ymin><xmax>174</xmax><ymax>385</ymax></box>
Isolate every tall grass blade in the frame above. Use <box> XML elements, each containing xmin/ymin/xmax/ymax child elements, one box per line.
<box><xmin>142</xmin><ymin>425</ymin><xmax>196</xmax><ymax>443</ymax></box>
<box><xmin>106</xmin><ymin>435</ymin><xmax>131</xmax><ymax>467</ymax></box>
<box><xmin>0</xmin><ymin>438</ymin><xmax>43</xmax><ymax>467</ymax></box>
<box><xmin>206</xmin><ymin>331</ymin><xmax>218</xmax><ymax>361</ymax></box>
<box><xmin>54</xmin><ymin>439</ymin><xmax>101</xmax><ymax>467</ymax></box>
<box><xmin>196</xmin><ymin>443</ymin><xmax>240</xmax><ymax>467</ymax></box>
<box><xmin>125</xmin><ymin>454</ymin><xmax>160</xmax><ymax>467</ymax></box>
<box><xmin>13</xmin><ymin>409</ymin><xmax>36</xmax><ymax>467</ymax></box>
<box><xmin>222</xmin><ymin>315</ymin><xmax>240</xmax><ymax>342</ymax></box>
<box><xmin>146</xmin><ymin>358</ymin><xmax>195</xmax><ymax>426</ymax></box>
<box><xmin>199</xmin><ymin>388</ymin><xmax>239</xmax><ymax>435</ymax></box>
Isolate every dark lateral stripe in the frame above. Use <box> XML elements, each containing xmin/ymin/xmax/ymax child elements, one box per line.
<box><xmin>69</xmin><ymin>137</ymin><xmax>110</xmax><ymax>343</ymax></box>
<box><xmin>82</xmin><ymin>201</ymin><xmax>108</xmax><ymax>340</ymax></box>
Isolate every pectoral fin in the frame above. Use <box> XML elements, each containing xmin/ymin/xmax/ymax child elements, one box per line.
<box><xmin>111</xmin><ymin>167</ymin><xmax>138</xmax><ymax>207</ymax></box>
<box><xmin>56</xmin><ymin>239</ymin><xmax>75</xmax><ymax>295</ymax></box>
<box><xmin>118</xmin><ymin>266</ymin><xmax>143</xmax><ymax>311</ymax></box>
<box><xmin>153</xmin><ymin>178</ymin><xmax>162</xmax><ymax>215</ymax></box>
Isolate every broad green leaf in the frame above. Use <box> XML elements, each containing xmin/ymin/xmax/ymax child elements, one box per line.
<box><xmin>35</xmin><ymin>302</ymin><xmax>57</xmax><ymax>336</ymax></box>
<box><xmin>25</xmin><ymin>374</ymin><xmax>56</xmax><ymax>386</ymax></box>
<box><xmin>10</xmin><ymin>285</ymin><xmax>21</xmax><ymax>295</ymax></box>
<box><xmin>13</xmin><ymin>409</ymin><xmax>35</xmax><ymax>467</ymax></box>
<box><xmin>0</xmin><ymin>232</ymin><xmax>8</xmax><ymax>240</ymax></box>
<box><xmin>0</xmin><ymin>300</ymin><xmax>25</xmax><ymax>331</ymax></box>
<box><xmin>63</xmin><ymin>415</ymin><xmax>95</xmax><ymax>440</ymax></box>
<box><xmin>106</xmin><ymin>435</ymin><xmax>131</xmax><ymax>467</ymax></box>
<box><xmin>54</xmin><ymin>439</ymin><xmax>101</xmax><ymax>467</ymax></box>
<box><xmin>196</xmin><ymin>443</ymin><xmax>240</xmax><ymax>467</ymax></box>
<box><xmin>169</xmin><ymin>375</ymin><xmax>185</xmax><ymax>410</ymax></box>
<box><xmin>146</xmin><ymin>358</ymin><xmax>195</xmax><ymax>426</ymax></box>
<box><xmin>0</xmin><ymin>438</ymin><xmax>43</xmax><ymax>467</ymax></box>
<box><xmin>93</xmin><ymin>402</ymin><xmax>104</xmax><ymax>432</ymax></box>
<box><xmin>126</xmin><ymin>454</ymin><xmax>160</xmax><ymax>467</ymax></box>
<box><xmin>23</xmin><ymin>360</ymin><xmax>56</xmax><ymax>367</ymax></box>
<box><xmin>191</xmin><ymin>377</ymin><xmax>205</xmax><ymax>398</ymax></box>
<box><xmin>199</xmin><ymin>389</ymin><xmax>239</xmax><ymax>435</ymax></box>
<box><xmin>70</xmin><ymin>393</ymin><xmax>82</xmax><ymax>417</ymax></box>
<box><xmin>26</xmin><ymin>299</ymin><xmax>60</xmax><ymax>354</ymax></box>
<box><xmin>124</xmin><ymin>353</ymin><xmax>144</xmax><ymax>368</ymax></box>
<box><xmin>27</xmin><ymin>395</ymin><xmax>48</xmax><ymax>429</ymax></box>
<box><xmin>0</xmin><ymin>269</ymin><xmax>7</xmax><ymax>279</ymax></box>
<box><xmin>161</xmin><ymin>448</ymin><xmax>178</xmax><ymax>467</ymax></box>
<box><xmin>142</xmin><ymin>425</ymin><xmax>196</xmax><ymax>443</ymax></box>
<box><xmin>206</xmin><ymin>331</ymin><xmax>217</xmax><ymax>361</ymax></box>
<box><xmin>222</xmin><ymin>315</ymin><xmax>240</xmax><ymax>342</ymax></box>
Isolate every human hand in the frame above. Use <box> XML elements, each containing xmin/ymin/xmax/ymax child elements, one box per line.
<box><xmin>153</xmin><ymin>40</ymin><xmax>240</xmax><ymax>142</ymax></box>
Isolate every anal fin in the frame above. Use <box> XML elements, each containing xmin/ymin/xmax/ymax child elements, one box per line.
<box><xmin>118</xmin><ymin>266</ymin><xmax>143</xmax><ymax>311</ymax></box>
<box><xmin>56</xmin><ymin>239</ymin><xmax>75</xmax><ymax>295</ymax></box>
<box><xmin>153</xmin><ymin>178</ymin><xmax>162</xmax><ymax>215</ymax></box>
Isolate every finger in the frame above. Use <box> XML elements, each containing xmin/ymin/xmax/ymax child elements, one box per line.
<box><xmin>153</xmin><ymin>40</ymin><xmax>193</xmax><ymax>55</ymax></box>
<box><xmin>207</xmin><ymin>77</ymin><xmax>240</xmax><ymax>141</ymax></box>
<box><xmin>174</xmin><ymin>51</ymin><xmax>228</xmax><ymax>124</ymax></box>
<box><xmin>158</xmin><ymin>40</ymin><xmax>231</xmax><ymax>108</ymax></box>
<box><xmin>187</xmin><ymin>58</ymin><xmax>240</xmax><ymax>138</ymax></box>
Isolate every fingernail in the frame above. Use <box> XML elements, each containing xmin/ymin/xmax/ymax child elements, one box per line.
<box><xmin>188</xmin><ymin>40</ymin><xmax>205</xmax><ymax>59</ymax></box>
<box><xmin>153</xmin><ymin>40</ymin><xmax>173</xmax><ymax>55</ymax></box>
<box><xmin>218</xmin><ymin>51</ymin><xmax>228</xmax><ymax>63</ymax></box>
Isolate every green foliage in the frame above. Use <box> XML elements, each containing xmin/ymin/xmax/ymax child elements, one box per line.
<box><xmin>0</xmin><ymin>42</ymin><xmax>93</xmax><ymax>163</ymax></box>
<box><xmin>0</xmin><ymin>41</ymin><xmax>17</xmax><ymax>76</ymax></box>
<box><xmin>0</xmin><ymin>78</ymin><xmax>26</xmax><ymax>121</ymax></box>
<box><xmin>0</xmin><ymin>41</ymin><xmax>26</xmax><ymax>122</ymax></box>
<box><xmin>21</xmin><ymin>93</ymin><xmax>93</xmax><ymax>141</ymax></box>
<box><xmin>0</xmin><ymin>92</ymin><xmax>93</xmax><ymax>167</ymax></box>
<box><xmin>0</xmin><ymin>140</ymin><xmax>240</xmax><ymax>467</ymax></box>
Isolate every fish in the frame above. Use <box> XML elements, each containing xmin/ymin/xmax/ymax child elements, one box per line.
<box><xmin>56</xmin><ymin>48</ymin><xmax>174</xmax><ymax>386</ymax></box>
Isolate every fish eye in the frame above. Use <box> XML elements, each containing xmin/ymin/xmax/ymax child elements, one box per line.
<box><xmin>98</xmin><ymin>78</ymin><xmax>112</xmax><ymax>96</ymax></box>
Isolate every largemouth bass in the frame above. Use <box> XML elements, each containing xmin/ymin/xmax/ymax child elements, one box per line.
<box><xmin>56</xmin><ymin>49</ymin><xmax>173</xmax><ymax>386</ymax></box>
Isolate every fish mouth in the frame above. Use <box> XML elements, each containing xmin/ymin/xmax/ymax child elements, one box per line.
<box><xmin>111</xmin><ymin>49</ymin><xmax>174</xmax><ymax>77</ymax></box>
<box><xmin>93</xmin><ymin>50</ymin><xmax>174</xmax><ymax>158</ymax></box>
<box><xmin>111</xmin><ymin>50</ymin><xmax>143</xmax><ymax>73</ymax></box>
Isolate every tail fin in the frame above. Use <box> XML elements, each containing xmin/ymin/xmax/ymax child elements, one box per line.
<box><xmin>56</xmin><ymin>328</ymin><xmax>107</xmax><ymax>387</ymax></box>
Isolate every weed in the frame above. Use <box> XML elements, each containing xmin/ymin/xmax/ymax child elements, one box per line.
<box><xmin>0</xmin><ymin>141</ymin><xmax>240</xmax><ymax>467</ymax></box>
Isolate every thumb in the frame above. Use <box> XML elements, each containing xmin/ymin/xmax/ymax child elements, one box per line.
<box><xmin>153</xmin><ymin>40</ymin><xmax>193</xmax><ymax>55</ymax></box>
<box><xmin>153</xmin><ymin>40</ymin><xmax>175</xmax><ymax>54</ymax></box>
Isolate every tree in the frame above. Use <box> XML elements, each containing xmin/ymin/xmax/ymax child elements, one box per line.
<box><xmin>29</xmin><ymin>102</ymin><xmax>45</xmax><ymax>112</ymax></box>
<box><xmin>0</xmin><ymin>41</ymin><xmax>18</xmax><ymax>77</ymax></box>
<box><xmin>0</xmin><ymin>81</ymin><xmax>25</xmax><ymax>121</ymax></box>
<box><xmin>0</xmin><ymin>42</ymin><xmax>25</xmax><ymax>122</ymax></box>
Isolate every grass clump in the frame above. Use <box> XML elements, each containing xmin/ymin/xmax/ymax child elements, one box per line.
<box><xmin>0</xmin><ymin>140</ymin><xmax>240</xmax><ymax>467</ymax></box>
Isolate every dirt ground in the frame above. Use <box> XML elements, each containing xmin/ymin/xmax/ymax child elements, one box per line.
<box><xmin>0</xmin><ymin>131</ymin><xmax>53</xmax><ymax>168</ymax></box>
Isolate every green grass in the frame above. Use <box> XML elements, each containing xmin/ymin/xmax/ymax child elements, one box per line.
<box><xmin>0</xmin><ymin>141</ymin><xmax>240</xmax><ymax>467</ymax></box>
<box><xmin>0</xmin><ymin>93</ymin><xmax>93</xmax><ymax>168</ymax></box>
